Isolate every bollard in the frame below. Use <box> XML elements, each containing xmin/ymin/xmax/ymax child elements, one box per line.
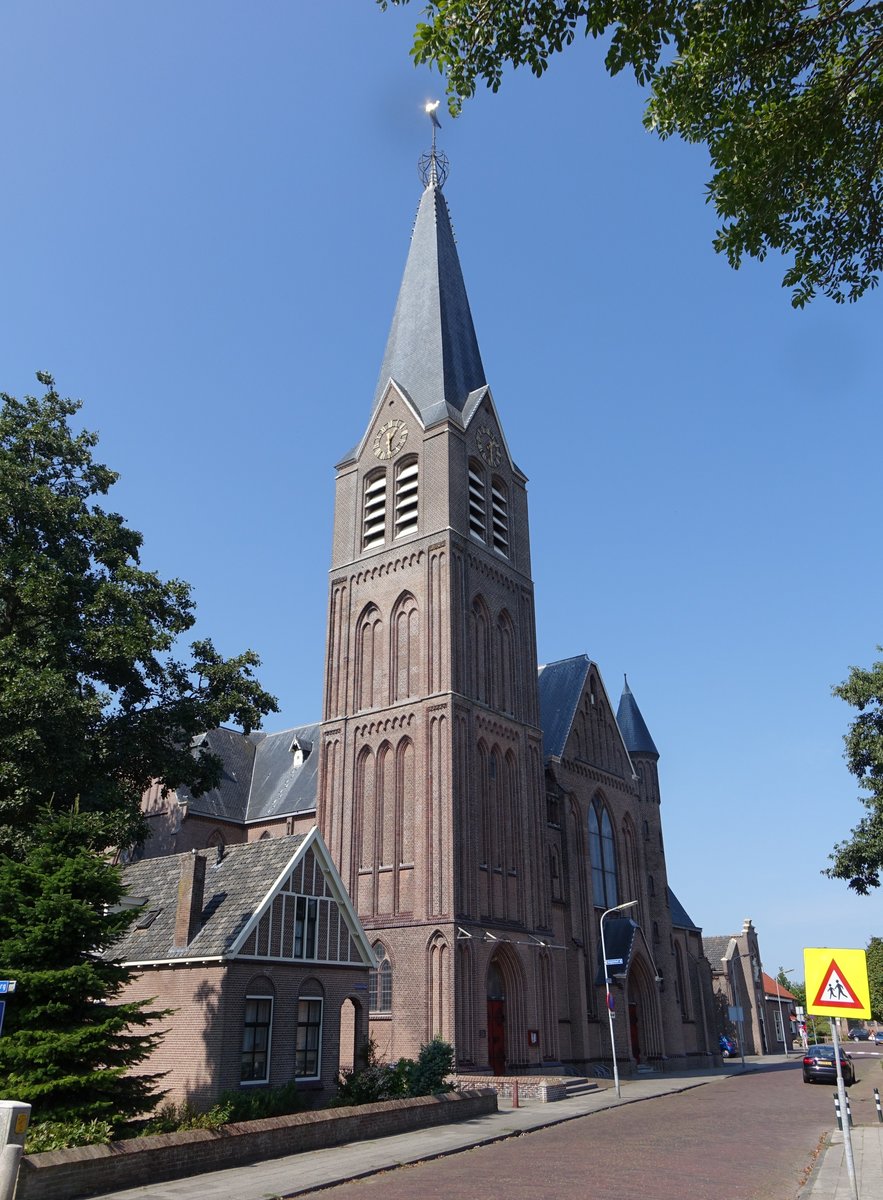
<box><xmin>833</xmin><ymin>1092</ymin><xmax>843</xmax><ymax>1131</ymax></box>
<box><xmin>845</xmin><ymin>1092</ymin><xmax>853</xmax><ymax>1127</ymax></box>
<box><xmin>0</xmin><ymin>1100</ymin><xmax>30</xmax><ymax>1200</ymax></box>
<box><xmin>512</xmin><ymin>1079</ymin><xmax>519</xmax><ymax>1108</ymax></box>
<box><xmin>874</xmin><ymin>1087</ymin><xmax>883</xmax><ymax>1123</ymax></box>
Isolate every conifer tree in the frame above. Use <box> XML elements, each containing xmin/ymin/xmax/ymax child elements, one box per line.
<box><xmin>0</xmin><ymin>810</ymin><xmax>168</xmax><ymax>1124</ymax></box>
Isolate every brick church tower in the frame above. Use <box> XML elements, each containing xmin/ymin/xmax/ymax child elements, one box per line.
<box><xmin>318</xmin><ymin>153</ymin><xmax>550</xmax><ymax>1071</ymax></box>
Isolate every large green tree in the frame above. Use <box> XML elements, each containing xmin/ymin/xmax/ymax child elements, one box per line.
<box><xmin>828</xmin><ymin>650</ymin><xmax>883</xmax><ymax>893</ymax></box>
<box><xmin>0</xmin><ymin>810</ymin><xmax>168</xmax><ymax>1125</ymax></box>
<box><xmin>0</xmin><ymin>374</ymin><xmax>277</xmax><ymax>856</ymax></box>
<box><xmin>383</xmin><ymin>0</ymin><xmax>883</xmax><ymax>306</ymax></box>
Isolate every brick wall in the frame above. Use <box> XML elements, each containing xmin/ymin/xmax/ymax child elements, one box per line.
<box><xmin>15</xmin><ymin>1091</ymin><xmax>497</xmax><ymax>1200</ymax></box>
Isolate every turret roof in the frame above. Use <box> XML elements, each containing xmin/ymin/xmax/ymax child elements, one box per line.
<box><xmin>616</xmin><ymin>677</ymin><xmax>659</xmax><ymax>758</ymax></box>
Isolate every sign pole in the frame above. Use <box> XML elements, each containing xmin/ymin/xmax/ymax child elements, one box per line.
<box><xmin>830</xmin><ymin>1020</ymin><xmax>859</xmax><ymax>1200</ymax></box>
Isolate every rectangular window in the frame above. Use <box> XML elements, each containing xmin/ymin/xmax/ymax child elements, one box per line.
<box><xmin>296</xmin><ymin>997</ymin><xmax>323</xmax><ymax>1078</ymax></box>
<box><xmin>241</xmin><ymin>996</ymin><xmax>273</xmax><ymax>1083</ymax></box>
<box><xmin>294</xmin><ymin>895</ymin><xmax>318</xmax><ymax>959</ymax></box>
<box><xmin>773</xmin><ymin>1006</ymin><xmax>785</xmax><ymax>1043</ymax></box>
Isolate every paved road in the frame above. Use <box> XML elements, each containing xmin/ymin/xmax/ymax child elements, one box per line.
<box><xmin>303</xmin><ymin>1060</ymin><xmax>879</xmax><ymax>1200</ymax></box>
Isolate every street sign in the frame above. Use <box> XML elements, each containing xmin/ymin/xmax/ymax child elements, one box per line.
<box><xmin>804</xmin><ymin>947</ymin><xmax>871</xmax><ymax>1018</ymax></box>
<box><xmin>0</xmin><ymin>981</ymin><xmax>16</xmax><ymax>994</ymax></box>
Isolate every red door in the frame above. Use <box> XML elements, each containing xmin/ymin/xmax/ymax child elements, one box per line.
<box><xmin>629</xmin><ymin>1002</ymin><xmax>641</xmax><ymax>1063</ymax></box>
<box><xmin>487</xmin><ymin>999</ymin><xmax>506</xmax><ymax>1075</ymax></box>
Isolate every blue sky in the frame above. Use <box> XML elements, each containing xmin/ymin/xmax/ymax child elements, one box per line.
<box><xmin>4</xmin><ymin>1</ymin><xmax>880</xmax><ymax>988</ymax></box>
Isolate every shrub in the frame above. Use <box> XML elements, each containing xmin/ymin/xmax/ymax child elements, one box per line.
<box><xmin>408</xmin><ymin>1037</ymin><xmax>455</xmax><ymax>1096</ymax></box>
<box><xmin>25</xmin><ymin>1119</ymin><xmax>113</xmax><ymax>1153</ymax></box>
<box><xmin>334</xmin><ymin>1036</ymin><xmax>455</xmax><ymax>1106</ymax></box>
<box><xmin>219</xmin><ymin>1080</ymin><xmax>304</xmax><ymax>1122</ymax></box>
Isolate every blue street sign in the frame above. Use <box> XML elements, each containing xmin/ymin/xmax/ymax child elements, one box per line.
<box><xmin>0</xmin><ymin>1000</ymin><xmax>5</xmax><ymax>1037</ymax></box>
<box><xmin>0</xmin><ymin>981</ymin><xmax>16</xmax><ymax>994</ymax></box>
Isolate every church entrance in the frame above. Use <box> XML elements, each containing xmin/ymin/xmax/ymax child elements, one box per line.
<box><xmin>486</xmin><ymin>961</ymin><xmax>506</xmax><ymax>1075</ymax></box>
<box><xmin>628</xmin><ymin>1001</ymin><xmax>641</xmax><ymax>1063</ymax></box>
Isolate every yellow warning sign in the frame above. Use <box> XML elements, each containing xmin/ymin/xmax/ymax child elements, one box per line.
<box><xmin>804</xmin><ymin>947</ymin><xmax>870</xmax><ymax>1018</ymax></box>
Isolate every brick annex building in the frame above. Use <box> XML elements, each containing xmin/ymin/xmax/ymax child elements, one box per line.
<box><xmin>140</xmin><ymin>149</ymin><xmax>718</xmax><ymax>1078</ymax></box>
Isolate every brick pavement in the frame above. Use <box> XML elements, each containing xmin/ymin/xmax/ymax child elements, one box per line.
<box><xmin>87</xmin><ymin>1056</ymin><xmax>883</xmax><ymax>1200</ymax></box>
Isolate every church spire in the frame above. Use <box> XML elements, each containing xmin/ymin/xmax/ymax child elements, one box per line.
<box><xmin>372</xmin><ymin>135</ymin><xmax>486</xmax><ymax>426</ymax></box>
<box><xmin>616</xmin><ymin>675</ymin><xmax>659</xmax><ymax>759</ymax></box>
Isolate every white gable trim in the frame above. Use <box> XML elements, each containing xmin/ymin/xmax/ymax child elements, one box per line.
<box><xmin>227</xmin><ymin>826</ymin><xmax>376</xmax><ymax>967</ymax></box>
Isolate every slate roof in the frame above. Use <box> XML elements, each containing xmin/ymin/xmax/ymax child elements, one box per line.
<box><xmin>667</xmin><ymin>887</ymin><xmax>700</xmax><ymax>931</ymax></box>
<box><xmin>372</xmin><ymin>181</ymin><xmax>486</xmax><ymax>427</ymax></box>
<box><xmin>536</xmin><ymin>655</ymin><xmax>637</xmax><ymax>777</ymax></box>
<box><xmin>537</xmin><ymin>656</ymin><xmax>590</xmax><ymax>759</ymax></box>
<box><xmin>182</xmin><ymin>722</ymin><xmax>319</xmax><ymax>824</ymax></box>
<box><xmin>703</xmin><ymin>935</ymin><xmax>737</xmax><ymax>970</ymax></box>
<box><xmin>616</xmin><ymin>677</ymin><xmax>659</xmax><ymax>758</ymax></box>
<box><xmin>110</xmin><ymin>834</ymin><xmax>308</xmax><ymax>965</ymax></box>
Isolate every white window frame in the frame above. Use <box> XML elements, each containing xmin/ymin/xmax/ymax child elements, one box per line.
<box><xmin>241</xmin><ymin>994</ymin><xmax>273</xmax><ymax>1085</ymax></box>
<box><xmin>295</xmin><ymin>995</ymin><xmax>323</xmax><ymax>1080</ymax></box>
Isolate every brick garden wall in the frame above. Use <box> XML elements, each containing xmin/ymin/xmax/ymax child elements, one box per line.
<box><xmin>15</xmin><ymin>1090</ymin><xmax>497</xmax><ymax>1200</ymax></box>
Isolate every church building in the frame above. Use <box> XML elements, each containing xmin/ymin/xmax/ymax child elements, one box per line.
<box><xmin>140</xmin><ymin>142</ymin><xmax>718</xmax><ymax>1079</ymax></box>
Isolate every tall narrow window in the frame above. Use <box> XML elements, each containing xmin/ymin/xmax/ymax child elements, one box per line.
<box><xmin>491</xmin><ymin>478</ymin><xmax>509</xmax><ymax>557</ymax></box>
<box><xmin>295</xmin><ymin>997</ymin><xmax>323</xmax><ymax>1078</ymax></box>
<box><xmin>468</xmin><ymin>460</ymin><xmax>487</xmax><ymax>542</ymax></box>
<box><xmin>369</xmin><ymin>943</ymin><xmax>393</xmax><ymax>1012</ymax></box>
<box><xmin>394</xmin><ymin>456</ymin><xmax>419</xmax><ymax>537</ymax></box>
<box><xmin>293</xmin><ymin>896</ymin><xmax>318</xmax><ymax>959</ymax></box>
<box><xmin>363</xmin><ymin>471</ymin><xmax>387</xmax><ymax>549</ymax></box>
<box><xmin>589</xmin><ymin>800</ymin><xmax>618</xmax><ymax>909</ymax></box>
<box><xmin>241</xmin><ymin>996</ymin><xmax>273</xmax><ymax>1082</ymax></box>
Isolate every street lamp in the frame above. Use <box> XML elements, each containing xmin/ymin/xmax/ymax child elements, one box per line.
<box><xmin>729</xmin><ymin>954</ymin><xmax>750</xmax><ymax>1069</ymax></box>
<box><xmin>600</xmin><ymin>899</ymin><xmax>638</xmax><ymax>1099</ymax></box>
<box><xmin>773</xmin><ymin>968</ymin><xmax>796</xmax><ymax>1056</ymax></box>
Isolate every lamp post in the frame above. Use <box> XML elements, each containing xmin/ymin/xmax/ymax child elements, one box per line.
<box><xmin>600</xmin><ymin>899</ymin><xmax>638</xmax><ymax>1099</ymax></box>
<box><xmin>773</xmin><ymin>968</ymin><xmax>795</xmax><ymax>1056</ymax></box>
<box><xmin>729</xmin><ymin>955</ymin><xmax>749</xmax><ymax>1069</ymax></box>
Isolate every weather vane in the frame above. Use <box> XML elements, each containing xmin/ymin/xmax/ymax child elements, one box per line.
<box><xmin>419</xmin><ymin>100</ymin><xmax>449</xmax><ymax>189</ymax></box>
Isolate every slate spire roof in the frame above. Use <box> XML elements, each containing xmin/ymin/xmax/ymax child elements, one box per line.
<box><xmin>373</xmin><ymin>180</ymin><xmax>487</xmax><ymax>426</ymax></box>
<box><xmin>616</xmin><ymin>675</ymin><xmax>659</xmax><ymax>758</ymax></box>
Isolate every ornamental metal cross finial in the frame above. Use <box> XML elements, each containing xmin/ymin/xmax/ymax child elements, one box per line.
<box><xmin>419</xmin><ymin>100</ymin><xmax>449</xmax><ymax>188</ymax></box>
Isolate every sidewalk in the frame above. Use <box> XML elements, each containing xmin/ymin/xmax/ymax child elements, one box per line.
<box><xmin>802</xmin><ymin>1124</ymin><xmax>883</xmax><ymax>1199</ymax></box>
<box><xmin>87</xmin><ymin>1058</ymin><xmax>874</xmax><ymax>1200</ymax></box>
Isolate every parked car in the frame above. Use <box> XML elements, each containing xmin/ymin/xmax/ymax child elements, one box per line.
<box><xmin>874</xmin><ymin>1031</ymin><xmax>883</xmax><ymax>1045</ymax></box>
<box><xmin>802</xmin><ymin>1044</ymin><xmax>856</xmax><ymax>1085</ymax></box>
<box><xmin>719</xmin><ymin>1035</ymin><xmax>738</xmax><ymax>1058</ymax></box>
<box><xmin>848</xmin><ymin>1028</ymin><xmax>870</xmax><ymax>1040</ymax></box>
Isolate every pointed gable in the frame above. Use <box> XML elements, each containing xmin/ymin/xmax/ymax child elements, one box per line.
<box><xmin>232</xmin><ymin>828</ymin><xmax>373</xmax><ymax>967</ymax></box>
<box><xmin>537</xmin><ymin>656</ymin><xmax>590</xmax><ymax>758</ymax></box>
<box><xmin>538</xmin><ymin>655</ymin><xmax>633</xmax><ymax>779</ymax></box>
<box><xmin>113</xmin><ymin>828</ymin><xmax>373</xmax><ymax>969</ymax></box>
<box><xmin>373</xmin><ymin>182</ymin><xmax>486</xmax><ymax>427</ymax></box>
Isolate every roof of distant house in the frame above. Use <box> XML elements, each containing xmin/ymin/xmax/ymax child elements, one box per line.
<box><xmin>762</xmin><ymin>971</ymin><xmax>796</xmax><ymax>1001</ymax></box>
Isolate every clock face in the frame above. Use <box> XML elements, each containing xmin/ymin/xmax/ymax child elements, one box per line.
<box><xmin>373</xmin><ymin>418</ymin><xmax>408</xmax><ymax>460</ymax></box>
<box><xmin>477</xmin><ymin>424</ymin><xmax>502</xmax><ymax>468</ymax></box>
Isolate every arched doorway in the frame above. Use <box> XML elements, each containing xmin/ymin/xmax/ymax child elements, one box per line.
<box><xmin>487</xmin><ymin>960</ymin><xmax>506</xmax><ymax>1076</ymax></box>
<box><xmin>338</xmin><ymin>997</ymin><xmax>363</xmax><ymax>1075</ymax></box>
<box><xmin>628</xmin><ymin>955</ymin><xmax>663</xmax><ymax>1063</ymax></box>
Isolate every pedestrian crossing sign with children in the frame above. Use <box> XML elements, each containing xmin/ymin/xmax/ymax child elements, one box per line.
<box><xmin>803</xmin><ymin>947</ymin><xmax>871</xmax><ymax>1018</ymax></box>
